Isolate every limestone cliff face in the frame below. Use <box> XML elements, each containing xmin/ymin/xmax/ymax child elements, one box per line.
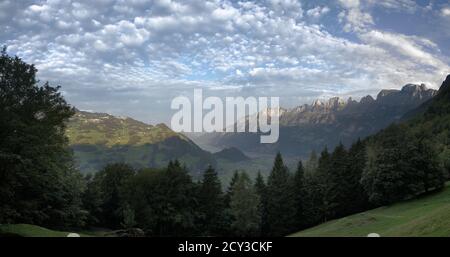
<box><xmin>280</xmin><ymin>83</ymin><xmax>436</xmax><ymax>126</ymax></box>
<box><xmin>195</xmin><ymin>83</ymin><xmax>437</xmax><ymax>157</ymax></box>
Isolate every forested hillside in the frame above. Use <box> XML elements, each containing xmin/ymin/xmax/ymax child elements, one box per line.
<box><xmin>67</xmin><ymin>110</ymin><xmax>216</xmax><ymax>177</ymax></box>
<box><xmin>290</xmin><ymin>183</ymin><xmax>450</xmax><ymax>237</ymax></box>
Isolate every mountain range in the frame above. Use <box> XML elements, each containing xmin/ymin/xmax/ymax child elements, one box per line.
<box><xmin>192</xmin><ymin>83</ymin><xmax>437</xmax><ymax>157</ymax></box>
<box><xmin>66</xmin><ymin>81</ymin><xmax>440</xmax><ymax>181</ymax></box>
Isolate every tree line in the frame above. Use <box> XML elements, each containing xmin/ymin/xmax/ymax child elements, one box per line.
<box><xmin>80</xmin><ymin>125</ymin><xmax>446</xmax><ymax>237</ymax></box>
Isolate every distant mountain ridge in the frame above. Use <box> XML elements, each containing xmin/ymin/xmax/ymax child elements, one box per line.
<box><xmin>193</xmin><ymin>83</ymin><xmax>437</xmax><ymax>157</ymax></box>
<box><xmin>280</xmin><ymin>83</ymin><xmax>436</xmax><ymax>126</ymax></box>
<box><xmin>213</xmin><ymin>147</ymin><xmax>250</xmax><ymax>162</ymax></box>
<box><xmin>67</xmin><ymin>111</ymin><xmax>216</xmax><ymax>176</ymax></box>
<box><xmin>67</xmin><ymin>110</ymin><xmax>188</xmax><ymax>146</ymax></box>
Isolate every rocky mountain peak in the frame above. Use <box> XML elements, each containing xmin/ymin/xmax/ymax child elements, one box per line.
<box><xmin>435</xmin><ymin>74</ymin><xmax>450</xmax><ymax>98</ymax></box>
<box><xmin>260</xmin><ymin>107</ymin><xmax>286</xmax><ymax>116</ymax></box>
<box><xmin>327</xmin><ymin>97</ymin><xmax>346</xmax><ymax>109</ymax></box>
<box><xmin>347</xmin><ymin>97</ymin><xmax>357</xmax><ymax>104</ymax></box>
<box><xmin>360</xmin><ymin>95</ymin><xmax>375</xmax><ymax>104</ymax></box>
<box><xmin>376</xmin><ymin>89</ymin><xmax>398</xmax><ymax>100</ymax></box>
<box><xmin>377</xmin><ymin>83</ymin><xmax>437</xmax><ymax>101</ymax></box>
<box><xmin>401</xmin><ymin>83</ymin><xmax>427</xmax><ymax>93</ymax></box>
<box><xmin>311</xmin><ymin>99</ymin><xmax>324</xmax><ymax>108</ymax></box>
<box><xmin>401</xmin><ymin>83</ymin><xmax>435</xmax><ymax>99</ymax></box>
<box><xmin>292</xmin><ymin>104</ymin><xmax>308</xmax><ymax>113</ymax></box>
<box><xmin>309</xmin><ymin>97</ymin><xmax>345</xmax><ymax>112</ymax></box>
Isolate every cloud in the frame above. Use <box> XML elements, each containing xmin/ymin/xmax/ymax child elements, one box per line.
<box><xmin>338</xmin><ymin>8</ymin><xmax>373</xmax><ymax>32</ymax></box>
<box><xmin>360</xmin><ymin>30</ymin><xmax>446</xmax><ymax>68</ymax></box>
<box><xmin>442</xmin><ymin>7</ymin><xmax>450</xmax><ymax>17</ymax></box>
<box><xmin>0</xmin><ymin>0</ymin><xmax>448</xmax><ymax>124</ymax></box>
<box><xmin>368</xmin><ymin>0</ymin><xmax>418</xmax><ymax>13</ymax></box>
<box><xmin>337</xmin><ymin>0</ymin><xmax>374</xmax><ymax>32</ymax></box>
<box><xmin>306</xmin><ymin>6</ymin><xmax>330</xmax><ymax>18</ymax></box>
<box><xmin>339</xmin><ymin>0</ymin><xmax>360</xmax><ymax>9</ymax></box>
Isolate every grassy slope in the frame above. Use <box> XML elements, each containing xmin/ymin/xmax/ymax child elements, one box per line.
<box><xmin>290</xmin><ymin>183</ymin><xmax>450</xmax><ymax>237</ymax></box>
<box><xmin>0</xmin><ymin>224</ymin><xmax>93</xmax><ymax>237</ymax></box>
<box><xmin>66</xmin><ymin>111</ymin><xmax>185</xmax><ymax>147</ymax></box>
<box><xmin>67</xmin><ymin>111</ymin><xmax>216</xmax><ymax>175</ymax></box>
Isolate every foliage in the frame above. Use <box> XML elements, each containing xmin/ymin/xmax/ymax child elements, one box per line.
<box><xmin>265</xmin><ymin>153</ymin><xmax>297</xmax><ymax>236</ymax></box>
<box><xmin>293</xmin><ymin>161</ymin><xmax>306</xmax><ymax>228</ymax></box>
<box><xmin>83</xmin><ymin>163</ymin><xmax>135</xmax><ymax>228</ymax></box>
<box><xmin>197</xmin><ymin>166</ymin><xmax>227</xmax><ymax>236</ymax></box>
<box><xmin>0</xmin><ymin>47</ymin><xmax>85</xmax><ymax>227</ymax></box>
<box><xmin>362</xmin><ymin>125</ymin><xmax>445</xmax><ymax>205</ymax></box>
<box><xmin>120</xmin><ymin>161</ymin><xmax>199</xmax><ymax>236</ymax></box>
<box><xmin>290</xmin><ymin>183</ymin><xmax>450</xmax><ymax>237</ymax></box>
<box><xmin>229</xmin><ymin>172</ymin><xmax>261</xmax><ymax>237</ymax></box>
<box><xmin>254</xmin><ymin>171</ymin><xmax>268</xmax><ymax>235</ymax></box>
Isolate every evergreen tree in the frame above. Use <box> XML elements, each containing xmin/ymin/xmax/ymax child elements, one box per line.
<box><xmin>222</xmin><ymin>170</ymin><xmax>241</xmax><ymax>236</ymax></box>
<box><xmin>314</xmin><ymin>147</ymin><xmax>336</xmax><ymax>221</ymax></box>
<box><xmin>230</xmin><ymin>172</ymin><xmax>261</xmax><ymax>237</ymax></box>
<box><xmin>325</xmin><ymin>143</ymin><xmax>357</xmax><ymax>218</ymax></box>
<box><xmin>317</xmin><ymin>148</ymin><xmax>331</xmax><ymax>175</ymax></box>
<box><xmin>198</xmin><ymin>166</ymin><xmax>226</xmax><ymax>236</ymax></box>
<box><xmin>346</xmin><ymin>139</ymin><xmax>369</xmax><ymax>213</ymax></box>
<box><xmin>302</xmin><ymin>171</ymin><xmax>326</xmax><ymax>225</ymax></box>
<box><xmin>305</xmin><ymin>150</ymin><xmax>318</xmax><ymax>173</ymax></box>
<box><xmin>254</xmin><ymin>171</ymin><xmax>268</xmax><ymax>236</ymax></box>
<box><xmin>254</xmin><ymin>172</ymin><xmax>266</xmax><ymax>197</ymax></box>
<box><xmin>265</xmin><ymin>153</ymin><xmax>296</xmax><ymax>236</ymax></box>
<box><xmin>121</xmin><ymin>161</ymin><xmax>199</xmax><ymax>236</ymax></box>
<box><xmin>92</xmin><ymin>163</ymin><xmax>135</xmax><ymax>228</ymax></box>
<box><xmin>225</xmin><ymin>170</ymin><xmax>240</xmax><ymax>206</ymax></box>
<box><xmin>293</xmin><ymin>160</ymin><xmax>306</xmax><ymax>228</ymax></box>
<box><xmin>157</xmin><ymin>160</ymin><xmax>199</xmax><ymax>236</ymax></box>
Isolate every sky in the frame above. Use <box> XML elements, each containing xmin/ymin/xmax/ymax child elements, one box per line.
<box><xmin>1</xmin><ymin>0</ymin><xmax>450</xmax><ymax>124</ymax></box>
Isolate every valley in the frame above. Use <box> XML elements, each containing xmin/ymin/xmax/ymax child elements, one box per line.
<box><xmin>66</xmin><ymin>83</ymin><xmax>439</xmax><ymax>185</ymax></box>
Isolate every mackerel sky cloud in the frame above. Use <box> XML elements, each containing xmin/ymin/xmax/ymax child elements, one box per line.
<box><xmin>1</xmin><ymin>0</ymin><xmax>449</xmax><ymax>124</ymax></box>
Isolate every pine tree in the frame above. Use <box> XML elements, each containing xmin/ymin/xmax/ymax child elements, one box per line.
<box><xmin>315</xmin><ymin>147</ymin><xmax>336</xmax><ymax>221</ymax></box>
<box><xmin>346</xmin><ymin>139</ymin><xmax>369</xmax><ymax>213</ymax></box>
<box><xmin>265</xmin><ymin>152</ymin><xmax>296</xmax><ymax>236</ymax></box>
<box><xmin>327</xmin><ymin>143</ymin><xmax>349</xmax><ymax>217</ymax></box>
<box><xmin>305</xmin><ymin>150</ymin><xmax>318</xmax><ymax>173</ymax></box>
<box><xmin>156</xmin><ymin>160</ymin><xmax>199</xmax><ymax>236</ymax></box>
<box><xmin>255</xmin><ymin>172</ymin><xmax>266</xmax><ymax>197</ymax></box>
<box><xmin>254</xmin><ymin>171</ymin><xmax>267</xmax><ymax>236</ymax></box>
<box><xmin>302</xmin><ymin>170</ymin><xmax>325</xmax><ymax>225</ymax></box>
<box><xmin>230</xmin><ymin>172</ymin><xmax>261</xmax><ymax>237</ymax></box>
<box><xmin>93</xmin><ymin>163</ymin><xmax>135</xmax><ymax>228</ymax></box>
<box><xmin>198</xmin><ymin>165</ymin><xmax>226</xmax><ymax>236</ymax></box>
<box><xmin>225</xmin><ymin>170</ymin><xmax>240</xmax><ymax>206</ymax></box>
<box><xmin>317</xmin><ymin>147</ymin><xmax>331</xmax><ymax>175</ymax></box>
<box><xmin>293</xmin><ymin>160</ymin><xmax>306</xmax><ymax>228</ymax></box>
